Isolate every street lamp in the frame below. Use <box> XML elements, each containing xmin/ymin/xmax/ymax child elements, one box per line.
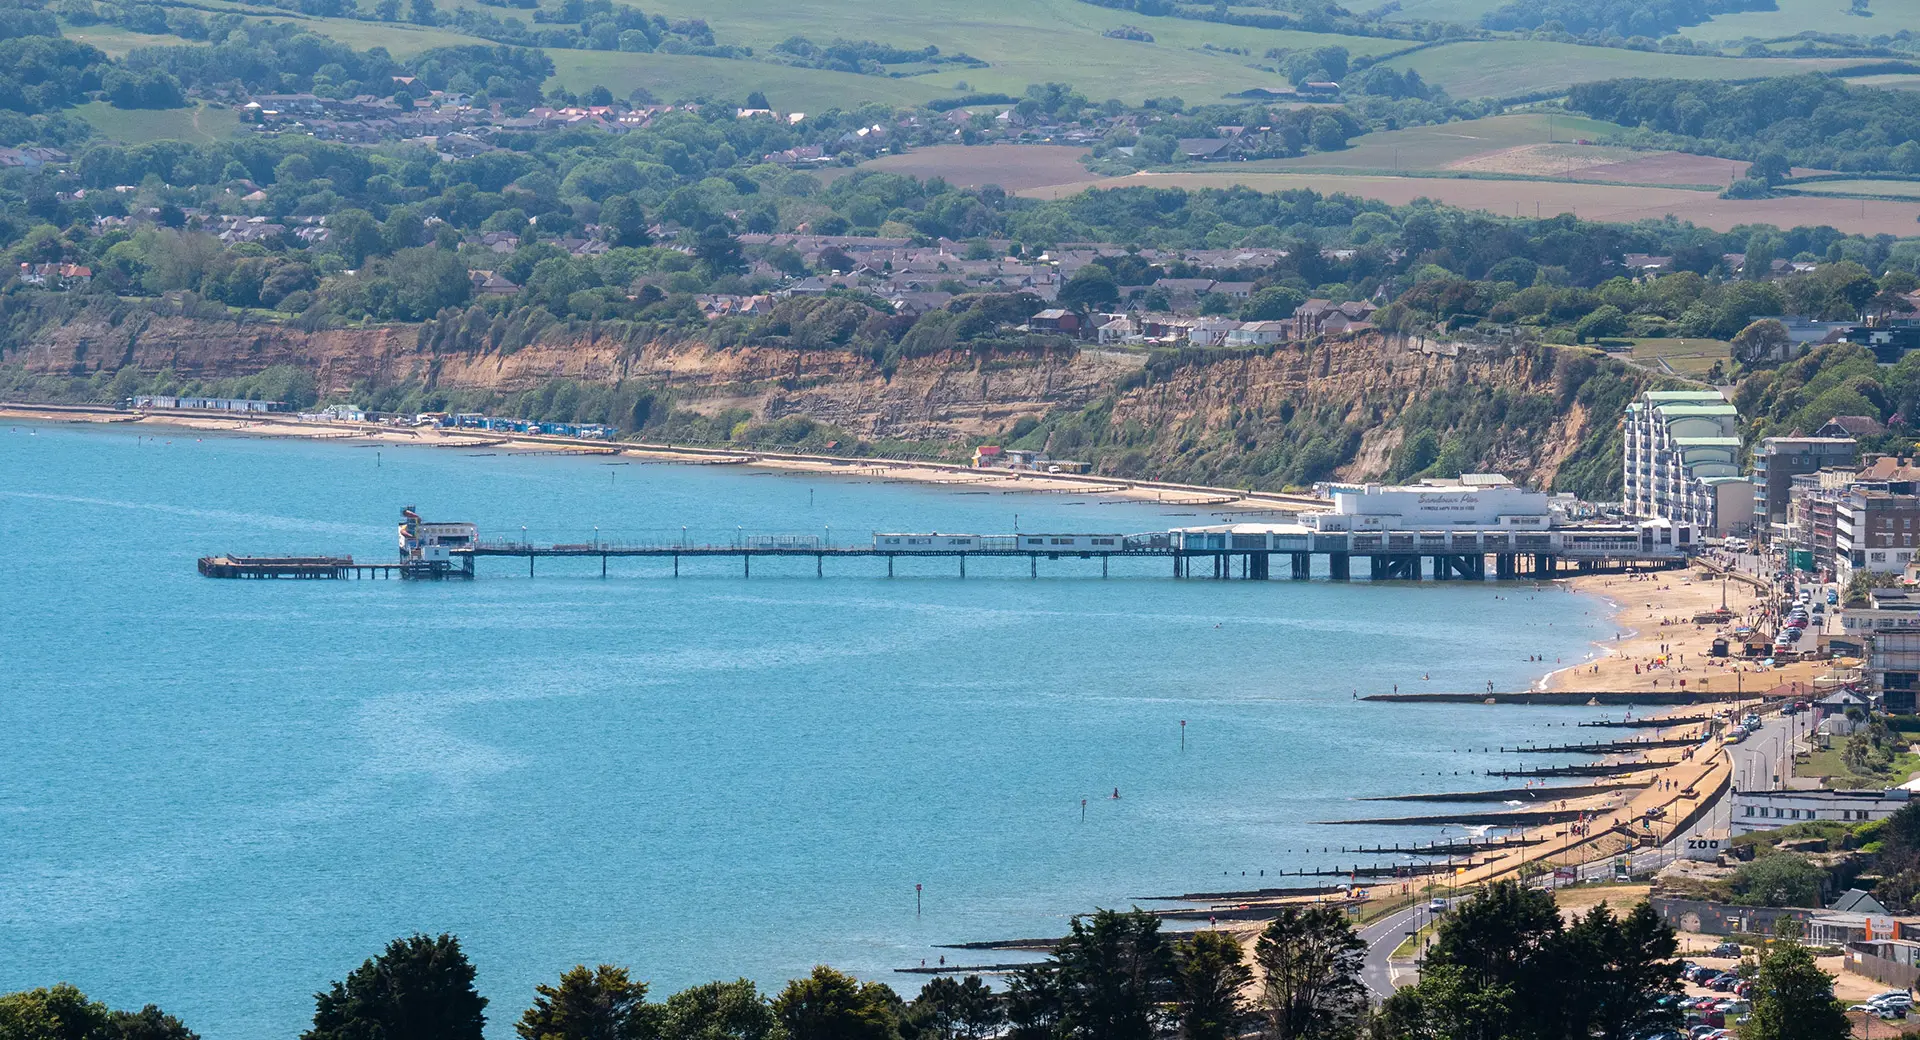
<box><xmin>824</xmin><ymin>524</ymin><xmax>830</xmax><ymax>547</ymax></box>
<box><xmin>594</xmin><ymin>525</ymin><xmax>599</xmax><ymax>549</ymax></box>
<box><xmin>521</xmin><ymin>525</ymin><xmax>527</xmax><ymax>546</ymax></box>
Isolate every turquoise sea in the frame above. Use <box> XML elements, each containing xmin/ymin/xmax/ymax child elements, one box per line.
<box><xmin>3</xmin><ymin>422</ymin><xmax>1615</xmax><ymax>1038</ymax></box>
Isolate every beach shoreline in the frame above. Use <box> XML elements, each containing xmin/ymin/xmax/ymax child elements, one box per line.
<box><xmin>0</xmin><ymin>402</ymin><xmax>1318</xmax><ymax>512</ymax></box>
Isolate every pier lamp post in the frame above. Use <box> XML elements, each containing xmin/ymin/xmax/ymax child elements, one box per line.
<box><xmin>824</xmin><ymin>524</ymin><xmax>830</xmax><ymax>547</ymax></box>
<box><xmin>594</xmin><ymin>526</ymin><xmax>599</xmax><ymax>549</ymax></box>
<box><xmin>737</xmin><ymin>525</ymin><xmax>743</xmax><ymax>548</ymax></box>
<box><xmin>521</xmin><ymin>525</ymin><xmax>527</xmax><ymax>546</ymax></box>
<box><xmin>682</xmin><ymin>525</ymin><xmax>687</xmax><ymax>547</ymax></box>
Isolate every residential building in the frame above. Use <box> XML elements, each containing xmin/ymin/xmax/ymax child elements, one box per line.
<box><xmin>1754</xmin><ymin>436</ymin><xmax>1858</xmax><ymax>539</ymax></box>
<box><xmin>1622</xmin><ymin>390</ymin><xmax>1750</xmax><ymax>534</ymax></box>
<box><xmin>1731</xmin><ymin>787</ymin><xmax>1911</xmax><ymax>836</ymax></box>
<box><xmin>1835</xmin><ymin>491</ymin><xmax>1920</xmax><ymax>581</ymax></box>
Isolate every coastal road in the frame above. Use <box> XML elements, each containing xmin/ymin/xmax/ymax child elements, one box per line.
<box><xmin>1358</xmin><ymin>900</ymin><xmax>1427</xmax><ymax>1001</ymax></box>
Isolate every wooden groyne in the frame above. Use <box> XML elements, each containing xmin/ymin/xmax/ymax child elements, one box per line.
<box><xmin>1485</xmin><ymin>762</ymin><xmax>1666</xmax><ymax>779</ymax></box>
<box><xmin>1362</xmin><ymin>690</ymin><xmax>1752</xmax><ymax>705</ymax></box>
<box><xmin>1495</xmin><ymin>736</ymin><xmax>1701</xmax><ymax>754</ymax></box>
<box><xmin>1359</xmin><ymin>782</ymin><xmax>1642</xmax><ymax>803</ymax></box>
<box><xmin>1580</xmin><ymin>714</ymin><xmax>1712</xmax><ymax>728</ymax></box>
<box><xmin>1318</xmin><ymin>808</ymin><xmax>1590</xmax><ymax>827</ymax></box>
<box><xmin>1137</xmin><ymin>885</ymin><xmax>1346</xmax><ymax>902</ymax></box>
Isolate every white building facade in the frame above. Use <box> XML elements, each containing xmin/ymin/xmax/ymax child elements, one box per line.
<box><xmin>1623</xmin><ymin>389</ymin><xmax>1751</xmax><ymax>535</ymax></box>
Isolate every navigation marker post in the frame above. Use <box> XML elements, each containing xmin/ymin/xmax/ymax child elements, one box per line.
<box><xmin>1181</xmin><ymin>719</ymin><xmax>1186</xmax><ymax>750</ymax></box>
<box><xmin>916</xmin><ymin>883</ymin><xmax>922</xmax><ymax>916</ymax></box>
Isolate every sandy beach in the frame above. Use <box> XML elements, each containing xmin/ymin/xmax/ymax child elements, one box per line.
<box><xmin>0</xmin><ymin>403</ymin><xmax>1314</xmax><ymax>512</ymax></box>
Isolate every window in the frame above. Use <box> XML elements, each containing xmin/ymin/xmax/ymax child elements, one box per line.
<box><xmin>1744</xmin><ymin>806</ymin><xmax>1754</xmax><ymax>816</ymax></box>
<box><xmin>1026</xmin><ymin>538</ymin><xmax>1043</xmax><ymax>546</ymax></box>
<box><xmin>1092</xmin><ymin>538</ymin><xmax>1115</xmax><ymax>546</ymax></box>
<box><xmin>1052</xmin><ymin>538</ymin><xmax>1074</xmax><ymax>545</ymax></box>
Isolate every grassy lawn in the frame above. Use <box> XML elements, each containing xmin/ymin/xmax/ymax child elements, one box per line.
<box><xmin>1799</xmin><ymin>745</ymin><xmax>1920</xmax><ymax>789</ymax></box>
<box><xmin>1379</xmin><ymin>41</ymin><xmax>1867</xmax><ymax>100</ymax></box>
<box><xmin>70</xmin><ymin>101</ymin><xmax>242</xmax><ymax>144</ymax></box>
<box><xmin>1630</xmin><ymin>338</ymin><xmax>1732</xmax><ymax>377</ymax></box>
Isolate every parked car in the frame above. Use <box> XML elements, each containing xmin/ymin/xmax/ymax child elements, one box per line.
<box><xmin>1711</xmin><ymin>942</ymin><xmax>1741</xmax><ymax>958</ymax></box>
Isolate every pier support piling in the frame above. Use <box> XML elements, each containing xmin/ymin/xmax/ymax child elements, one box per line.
<box><xmin>1328</xmin><ymin>552</ymin><xmax>1350</xmax><ymax>581</ymax></box>
<box><xmin>1291</xmin><ymin>553</ymin><xmax>1310</xmax><ymax>580</ymax></box>
<box><xmin>1032</xmin><ymin>555</ymin><xmax>1038</xmax><ymax>579</ymax></box>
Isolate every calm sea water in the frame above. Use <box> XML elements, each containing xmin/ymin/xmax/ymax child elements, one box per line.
<box><xmin>3</xmin><ymin>423</ymin><xmax>1616</xmax><ymax>1038</ymax></box>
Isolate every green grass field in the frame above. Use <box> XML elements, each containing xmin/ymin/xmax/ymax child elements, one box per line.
<box><xmin>1367</xmin><ymin>0</ymin><xmax>1504</xmax><ymax>25</ymax></box>
<box><xmin>61</xmin><ymin>24</ymin><xmax>196</xmax><ymax>56</ymax></box>
<box><xmin>527</xmin><ymin>0</ymin><xmax>1403</xmax><ymax>104</ymax></box>
<box><xmin>1235</xmin><ymin>112</ymin><xmax>1631</xmax><ymax>173</ymax></box>
<box><xmin>1630</xmin><ymin>338</ymin><xmax>1731</xmax><ymax>377</ymax></box>
<box><xmin>1787</xmin><ymin>179</ymin><xmax>1920</xmax><ymax>198</ymax></box>
<box><xmin>70</xmin><ymin>100</ymin><xmax>243</xmax><ymax>144</ymax></box>
<box><xmin>1691</xmin><ymin>0</ymin><xmax>1920</xmax><ymax>40</ymax></box>
<box><xmin>1379</xmin><ymin>40</ymin><xmax>1865</xmax><ymax>100</ymax></box>
<box><xmin>1846</xmin><ymin>73</ymin><xmax>1920</xmax><ymax>91</ymax></box>
<box><xmin>550</xmin><ymin>51</ymin><xmax>948</xmax><ymax>109</ymax></box>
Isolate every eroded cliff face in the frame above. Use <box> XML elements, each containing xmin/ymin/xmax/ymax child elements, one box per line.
<box><xmin>1102</xmin><ymin>338</ymin><xmax>1599</xmax><ymax>488</ymax></box>
<box><xmin>15</xmin><ymin>315</ymin><xmax>1612</xmax><ymax>490</ymax></box>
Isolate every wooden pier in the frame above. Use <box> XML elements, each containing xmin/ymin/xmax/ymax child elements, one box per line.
<box><xmin>197</xmin><ymin>555</ymin><xmax>467</xmax><ymax>580</ymax></box>
<box><xmin>198</xmin><ymin>511</ymin><xmax>1698</xmax><ymax>584</ymax></box>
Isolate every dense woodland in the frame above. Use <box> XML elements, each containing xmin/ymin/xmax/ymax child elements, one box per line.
<box><xmin>1568</xmin><ymin>74</ymin><xmax>1920</xmax><ymax>176</ymax></box>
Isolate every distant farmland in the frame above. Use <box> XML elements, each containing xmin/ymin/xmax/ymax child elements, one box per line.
<box><xmin>1019</xmin><ymin>171</ymin><xmax>1920</xmax><ymax>236</ymax></box>
<box><xmin>832</xmin><ymin>145</ymin><xmax>1094</xmax><ymax>191</ymax></box>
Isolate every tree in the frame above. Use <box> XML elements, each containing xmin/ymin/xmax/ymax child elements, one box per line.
<box><xmin>1253</xmin><ymin>904</ymin><xmax>1365</xmax><ymax>1040</ymax></box>
<box><xmin>693</xmin><ymin>224</ymin><xmax>746</xmax><ymax>278</ymax></box>
<box><xmin>1172</xmin><ymin>931</ymin><xmax>1250</xmax><ymax>1040</ymax></box>
<box><xmin>104</xmin><ymin>1007</ymin><xmax>199</xmax><ymax>1040</ymax></box>
<box><xmin>660</xmin><ymin>980</ymin><xmax>776</xmax><ymax>1040</ymax></box>
<box><xmin>1743</xmin><ymin>940</ymin><xmax>1848</xmax><ymax>1040</ymax></box>
<box><xmin>1732</xmin><ymin>318</ymin><xmax>1792</xmax><ymax>367</ymax></box>
<box><xmin>0</xmin><ymin>987</ymin><xmax>200</xmax><ymax>1040</ymax></box>
<box><xmin>1732</xmin><ymin>852</ymin><xmax>1827</xmax><ymax>907</ymax></box>
<box><xmin>0</xmin><ymin>984</ymin><xmax>110</xmax><ymax>1040</ymax></box>
<box><xmin>1003</xmin><ymin>965</ymin><xmax>1062</xmax><ymax>1040</ymax></box>
<box><xmin>1309</xmin><ymin>116</ymin><xmax>1347</xmax><ymax>152</ymax></box>
<box><xmin>1057</xmin><ymin>265</ymin><xmax>1119</xmax><ymax>311</ymax></box>
<box><xmin>327</xmin><ymin>208</ymin><xmax>383</xmax><ymax>267</ymax></box>
<box><xmin>600</xmin><ymin>195</ymin><xmax>651</xmax><ymax>248</ymax></box>
<box><xmin>1241</xmin><ymin>286</ymin><xmax>1306</xmax><ymax>321</ymax></box>
<box><xmin>771</xmin><ymin>968</ymin><xmax>898</xmax><ymax>1040</ymax></box>
<box><xmin>1053</xmin><ymin>909</ymin><xmax>1173</xmax><ymax>1040</ymax></box>
<box><xmin>304</xmin><ymin>933</ymin><xmax>487</xmax><ymax>1040</ymax></box>
<box><xmin>1553</xmin><ymin>902</ymin><xmax>1683</xmax><ymax>1040</ymax></box>
<box><xmin>517</xmin><ymin>965</ymin><xmax>657</xmax><ymax>1040</ymax></box>
<box><xmin>908</xmin><ymin>977</ymin><xmax>1002</xmax><ymax>1040</ymax></box>
<box><xmin>1408</xmin><ymin>880</ymin><xmax>1563</xmax><ymax>1037</ymax></box>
